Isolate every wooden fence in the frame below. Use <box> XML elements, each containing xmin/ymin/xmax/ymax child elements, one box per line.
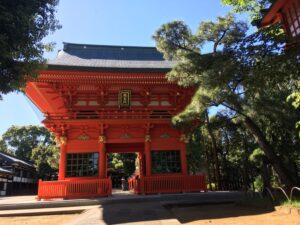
<box><xmin>37</xmin><ymin>178</ymin><xmax>112</xmax><ymax>200</ymax></box>
<box><xmin>128</xmin><ymin>175</ymin><xmax>206</xmax><ymax>194</ymax></box>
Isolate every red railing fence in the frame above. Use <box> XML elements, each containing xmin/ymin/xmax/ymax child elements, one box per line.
<box><xmin>37</xmin><ymin>178</ymin><xmax>112</xmax><ymax>200</ymax></box>
<box><xmin>128</xmin><ymin>175</ymin><xmax>206</xmax><ymax>194</ymax></box>
<box><xmin>38</xmin><ymin>175</ymin><xmax>206</xmax><ymax>199</ymax></box>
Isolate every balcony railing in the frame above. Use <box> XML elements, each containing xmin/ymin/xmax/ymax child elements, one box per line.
<box><xmin>38</xmin><ymin>175</ymin><xmax>206</xmax><ymax>199</ymax></box>
<box><xmin>37</xmin><ymin>178</ymin><xmax>112</xmax><ymax>200</ymax></box>
<box><xmin>128</xmin><ymin>175</ymin><xmax>207</xmax><ymax>194</ymax></box>
<box><xmin>45</xmin><ymin>110</ymin><xmax>172</xmax><ymax>120</ymax></box>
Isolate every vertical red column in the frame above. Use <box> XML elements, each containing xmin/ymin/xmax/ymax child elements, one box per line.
<box><xmin>58</xmin><ymin>136</ymin><xmax>67</xmax><ymax>180</ymax></box>
<box><xmin>138</xmin><ymin>152</ymin><xmax>144</xmax><ymax>178</ymax></box>
<box><xmin>144</xmin><ymin>135</ymin><xmax>151</xmax><ymax>177</ymax></box>
<box><xmin>98</xmin><ymin>135</ymin><xmax>106</xmax><ymax>179</ymax></box>
<box><xmin>180</xmin><ymin>134</ymin><xmax>188</xmax><ymax>175</ymax></box>
<box><xmin>104</xmin><ymin>152</ymin><xmax>107</xmax><ymax>178</ymax></box>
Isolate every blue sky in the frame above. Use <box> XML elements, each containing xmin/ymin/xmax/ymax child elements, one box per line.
<box><xmin>0</xmin><ymin>0</ymin><xmax>245</xmax><ymax>136</ymax></box>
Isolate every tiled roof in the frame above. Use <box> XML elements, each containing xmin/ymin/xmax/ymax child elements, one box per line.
<box><xmin>0</xmin><ymin>167</ymin><xmax>13</xmax><ymax>175</ymax></box>
<box><xmin>0</xmin><ymin>152</ymin><xmax>34</xmax><ymax>168</ymax></box>
<box><xmin>48</xmin><ymin>42</ymin><xmax>175</xmax><ymax>70</ymax></box>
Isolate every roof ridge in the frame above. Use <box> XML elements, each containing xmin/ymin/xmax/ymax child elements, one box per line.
<box><xmin>63</xmin><ymin>42</ymin><xmax>158</xmax><ymax>50</ymax></box>
<box><xmin>0</xmin><ymin>166</ymin><xmax>14</xmax><ymax>174</ymax></box>
<box><xmin>49</xmin><ymin>42</ymin><xmax>173</xmax><ymax>70</ymax></box>
<box><xmin>0</xmin><ymin>151</ymin><xmax>34</xmax><ymax>166</ymax></box>
<box><xmin>0</xmin><ymin>150</ymin><xmax>17</xmax><ymax>159</ymax></box>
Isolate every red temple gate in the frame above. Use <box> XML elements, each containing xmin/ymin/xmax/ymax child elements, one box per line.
<box><xmin>261</xmin><ymin>0</ymin><xmax>300</xmax><ymax>37</ymax></box>
<box><xmin>26</xmin><ymin>43</ymin><xmax>206</xmax><ymax>199</ymax></box>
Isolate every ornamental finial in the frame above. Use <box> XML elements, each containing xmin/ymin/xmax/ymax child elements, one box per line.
<box><xmin>56</xmin><ymin>136</ymin><xmax>67</xmax><ymax>146</ymax></box>
<box><xmin>145</xmin><ymin>134</ymin><xmax>151</xmax><ymax>142</ymax></box>
<box><xmin>98</xmin><ymin>135</ymin><xmax>106</xmax><ymax>143</ymax></box>
<box><xmin>180</xmin><ymin>134</ymin><xmax>189</xmax><ymax>143</ymax></box>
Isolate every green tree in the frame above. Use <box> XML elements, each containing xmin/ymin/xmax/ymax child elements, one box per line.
<box><xmin>1</xmin><ymin>125</ymin><xmax>59</xmax><ymax>179</ymax></box>
<box><xmin>187</xmin><ymin>128</ymin><xmax>206</xmax><ymax>175</ymax></box>
<box><xmin>31</xmin><ymin>144</ymin><xmax>59</xmax><ymax>179</ymax></box>
<box><xmin>222</xmin><ymin>0</ymin><xmax>273</xmax><ymax>22</ymax></box>
<box><xmin>2</xmin><ymin>125</ymin><xmax>52</xmax><ymax>160</ymax></box>
<box><xmin>0</xmin><ymin>0</ymin><xmax>60</xmax><ymax>98</ymax></box>
<box><xmin>249</xmin><ymin>148</ymin><xmax>272</xmax><ymax>192</ymax></box>
<box><xmin>200</xmin><ymin>115</ymin><xmax>258</xmax><ymax>191</ymax></box>
<box><xmin>0</xmin><ymin>138</ymin><xmax>13</xmax><ymax>155</ymax></box>
<box><xmin>110</xmin><ymin>153</ymin><xmax>136</xmax><ymax>176</ymax></box>
<box><xmin>288</xmin><ymin>83</ymin><xmax>300</xmax><ymax>137</ymax></box>
<box><xmin>153</xmin><ymin>14</ymin><xmax>300</xmax><ymax>189</ymax></box>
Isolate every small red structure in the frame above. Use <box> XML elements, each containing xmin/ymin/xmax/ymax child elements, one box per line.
<box><xmin>261</xmin><ymin>0</ymin><xmax>300</xmax><ymax>37</ymax></box>
<box><xmin>26</xmin><ymin>43</ymin><xmax>206</xmax><ymax>199</ymax></box>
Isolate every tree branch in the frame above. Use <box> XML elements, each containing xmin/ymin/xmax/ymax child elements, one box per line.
<box><xmin>213</xmin><ymin>30</ymin><xmax>228</xmax><ymax>54</ymax></box>
<box><xmin>170</xmin><ymin>42</ymin><xmax>201</xmax><ymax>56</ymax></box>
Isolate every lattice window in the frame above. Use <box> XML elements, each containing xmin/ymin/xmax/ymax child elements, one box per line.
<box><xmin>151</xmin><ymin>150</ymin><xmax>181</xmax><ymax>174</ymax></box>
<box><xmin>284</xmin><ymin>0</ymin><xmax>300</xmax><ymax>37</ymax></box>
<box><xmin>66</xmin><ymin>153</ymin><xmax>98</xmax><ymax>177</ymax></box>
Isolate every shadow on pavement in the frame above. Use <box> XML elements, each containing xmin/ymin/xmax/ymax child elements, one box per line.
<box><xmin>101</xmin><ymin>201</ymin><xmax>176</xmax><ymax>224</ymax></box>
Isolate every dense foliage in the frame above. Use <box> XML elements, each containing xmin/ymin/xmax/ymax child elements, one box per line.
<box><xmin>0</xmin><ymin>125</ymin><xmax>59</xmax><ymax>179</ymax></box>
<box><xmin>0</xmin><ymin>0</ymin><xmax>60</xmax><ymax>98</ymax></box>
<box><xmin>108</xmin><ymin>153</ymin><xmax>137</xmax><ymax>176</ymax></box>
<box><xmin>222</xmin><ymin>0</ymin><xmax>273</xmax><ymax>22</ymax></box>
<box><xmin>153</xmin><ymin>13</ymin><xmax>300</xmax><ymax>190</ymax></box>
<box><xmin>288</xmin><ymin>82</ymin><xmax>300</xmax><ymax>137</ymax></box>
<box><xmin>0</xmin><ymin>126</ymin><xmax>138</xmax><ymax>180</ymax></box>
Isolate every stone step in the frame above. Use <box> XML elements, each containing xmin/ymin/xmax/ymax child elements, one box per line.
<box><xmin>0</xmin><ymin>191</ymin><xmax>244</xmax><ymax>211</ymax></box>
<box><xmin>0</xmin><ymin>205</ymin><xmax>97</xmax><ymax>217</ymax></box>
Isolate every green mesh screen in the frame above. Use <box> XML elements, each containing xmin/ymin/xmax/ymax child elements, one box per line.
<box><xmin>66</xmin><ymin>152</ymin><xmax>98</xmax><ymax>177</ymax></box>
<box><xmin>151</xmin><ymin>150</ymin><xmax>181</xmax><ymax>174</ymax></box>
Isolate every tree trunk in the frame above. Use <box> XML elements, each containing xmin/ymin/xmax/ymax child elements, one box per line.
<box><xmin>202</xmin><ymin>129</ymin><xmax>213</xmax><ymax>191</ymax></box>
<box><xmin>243</xmin><ymin>116</ymin><xmax>297</xmax><ymax>190</ymax></box>
<box><xmin>223</xmin><ymin>131</ymin><xmax>232</xmax><ymax>190</ymax></box>
<box><xmin>261</xmin><ymin>156</ymin><xmax>272</xmax><ymax>195</ymax></box>
<box><xmin>205</xmin><ymin>110</ymin><xmax>221</xmax><ymax>190</ymax></box>
<box><xmin>204</xmin><ymin>145</ymin><xmax>213</xmax><ymax>191</ymax></box>
<box><xmin>242</xmin><ymin>137</ymin><xmax>249</xmax><ymax>190</ymax></box>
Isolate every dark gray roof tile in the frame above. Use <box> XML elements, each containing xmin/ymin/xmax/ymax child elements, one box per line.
<box><xmin>0</xmin><ymin>152</ymin><xmax>34</xmax><ymax>168</ymax></box>
<box><xmin>0</xmin><ymin>167</ymin><xmax>13</xmax><ymax>175</ymax></box>
<box><xmin>48</xmin><ymin>43</ymin><xmax>175</xmax><ymax>69</ymax></box>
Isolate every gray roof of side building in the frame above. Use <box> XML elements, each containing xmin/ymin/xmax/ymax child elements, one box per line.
<box><xmin>47</xmin><ymin>42</ymin><xmax>175</xmax><ymax>72</ymax></box>
<box><xmin>0</xmin><ymin>152</ymin><xmax>34</xmax><ymax>168</ymax></box>
<box><xmin>0</xmin><ymin>167</ymin><xmax>14</xmax><ymax>175</ymax></box>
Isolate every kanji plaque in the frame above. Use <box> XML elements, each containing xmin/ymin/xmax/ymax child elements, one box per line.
<box><xmin>118</xmin><ymin>90</ymin><xmax>131</xmax><ymax>108</ymax></box>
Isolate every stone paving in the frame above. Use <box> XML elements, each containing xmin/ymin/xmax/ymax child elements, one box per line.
<box><xmin>0</xmin><ymin>191</ymin><xmax>244</xmax><ymax>225</ymax></box>
<box><xmin>0</xmin><ymin>205</ymin><xmax>96</xmax><ymax>217</ymax></box>
<box><xmin>63</xmin><ymin>202</ymin><xmax>181</xmax><ymax>225</ymax></box>
<box><xmin>0</xmin><ymin>191</ymin><xmax>244</xmax><ymax>211</ymax></box>
<box><xmin>0</xmin><ymin>195</ymin><xmax>37</xmax><ymax>204</ymax></box>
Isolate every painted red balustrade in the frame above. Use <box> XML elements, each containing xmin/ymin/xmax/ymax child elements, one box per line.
<box><xmin>37</xmin><ymin>178</ymin><xmax>112</xmax><ymax>200</ymax></box>
<box><xmin>128</xmin><ymin>175</ymin><xmax>207</xmax><ymax>194</ymax></box>
<box><xmin>128</xmin><ymin>177</ymin><xmax>135</xmax><ymax>191</ymax></box>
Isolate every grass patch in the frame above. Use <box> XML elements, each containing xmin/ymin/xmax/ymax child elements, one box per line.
<box><xmin>237</xmin><ymin>191</ymin><xmax>300</xmax><ymax>209</ymax></box>
<box><xmin>282</xmin><ymin>200</ymin><xmax>300</xmax><ymax>208</ymax></box>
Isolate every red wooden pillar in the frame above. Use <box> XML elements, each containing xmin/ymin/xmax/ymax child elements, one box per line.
<box><xmin>144</xmin><ymin>135</ymin><xmax>151</xmax><ymax>177</ymax></box>
<box><xmin>104</xmin><ymin>152</ymin><xmax>107</xmax><ymax>178</ymax></box>
<box><xmin>99</xmin><ymin>135</ymin><xmax>106</xmax><ymax>178</ymax></box>
<box><xmin>180</xmin><ymin>134</ymin><xmax>188</xmax><ymax>175</ymax></box>
<box><xmin>138</xmin><ymin>152</ymin><xmax>144</xmax><ymax>178</ymax></box>
<box><xmin>58</xmin><ymin>137</ymin><xmax>67</xmax><ymax>180</ymax></box>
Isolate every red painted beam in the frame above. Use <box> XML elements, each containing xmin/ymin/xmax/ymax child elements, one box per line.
<box><xmin>261</xmin><ymin>0</ymin><xmax>292</xmax><ymax>27</ymax></box>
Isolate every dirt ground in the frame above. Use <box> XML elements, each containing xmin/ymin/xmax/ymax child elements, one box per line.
<box><xmin>0</xmin><ymin>214</ymin><xmax>79</xmax><ymax>225</ymax></box>
<box><xmin>169</xmin><ymin>203</ymin><xmax>300</xmax><ymax>225</ymax></box>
